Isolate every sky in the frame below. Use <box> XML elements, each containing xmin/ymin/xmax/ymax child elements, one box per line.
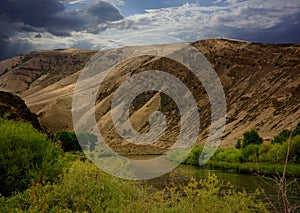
<box><xmin>0</xmin><ymin>0</ymin><xmax>300</xmax><ymax>60</ymax></box>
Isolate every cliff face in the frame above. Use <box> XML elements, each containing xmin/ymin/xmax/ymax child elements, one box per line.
<box><xmin>0</xmin><ymin>91</ymin><xmax>41</xmax><ymax>130</ymax></box>
<box><xmin>192</xmin><ymin>39</ymin><xmax>300</xmax><ymax>145</ymax></box>
<box><xmin>0</xmin><ymin>39</ymin><xmax>299</xmax><ymax>154</ymax></box>
<box><xmin>0</xmin><ymin>49</ymin><xmax>97</xmax><ymax>133</ymax></box>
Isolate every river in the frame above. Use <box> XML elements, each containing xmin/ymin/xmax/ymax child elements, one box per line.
<box><xmin>128</xmin><ymin>155</ymin><xmax>300</xmax><ymax>212</ymax></box>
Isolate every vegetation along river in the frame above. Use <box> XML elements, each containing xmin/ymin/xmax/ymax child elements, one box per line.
<box><xmin>129</xmin><ymin>155</ymin><xmax>300</xmax><ymax>212</ymax></box>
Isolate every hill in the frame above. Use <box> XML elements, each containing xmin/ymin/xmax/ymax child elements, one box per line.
<box><xmin>0</xmin><ymin>91</ymin><xmax>41</xmax><ymax>130</ymax></box>
<box><xmin>0</xmin><ymin>39</ymin><xmax>299</xmax><ymax>154</ymax></box>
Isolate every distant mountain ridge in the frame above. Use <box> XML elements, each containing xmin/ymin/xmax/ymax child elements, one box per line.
<box><xmin>0</xmin><ymin>39</ymin><xmax>299</xmax><ymax>154</ymax></box>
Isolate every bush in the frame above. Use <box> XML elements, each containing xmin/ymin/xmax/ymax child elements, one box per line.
<box><xmin>213</xmin><ymin>148</ymin><xmax>241</xmax><ymax>163</ymax></box>
<box><xmin>292</xmin><ymin>122</ymin><xmax>300</xmax><ymax>137</ymax></box>
<box><xmin>0</xmin><ymin>160</ymin><xmax>141</xmax><ymax>212</ymax></box>
<box><xmin>54</xmin><ymin>131</ymin><xmax>97</xmax><ymax>152</ymax></box>
<box><xmin>183</xmin><ymin>145</ymin><xmax>203</xmax><ymax>166</ymax></box>
<box><xmin>241</xmin><ymin>144</ymin><xmax>260</xmax><ymax>162</ymax></box>
<box><xmin>0</xmin><ymin>118</ymin><xmax>65</xmax><ymax>196</ymax></box>
<box><xmin>242</xmin><ymin>129</ymin><xmax>263</xmax><ymax>148</ymax></box>
<box><xmin>54</xmin><ymin>131</ymin><xmax>81</xmax><ymax>152</ymax></box>
<box><xmin>289</xmin><ymin>136</ymin><xmax>300</xmax><ymax>163</ymax></box>
<box><xmin>1</xmin><ymin>164</ymin><xmax>268</xmax><ymax>213</ymax></box>
<box><xmin>235</xmin><ymin>139</ymin><xmax>241</xmax><ymax>149</ymax></box>
<box><xmin>271</xmin><ymin>129</ymin><xmax>291</xmax><ymax>144</ymax></box>
<box><xmin>265</xmin><ymin>143</ymin><xmax>285</xmax><ymax>163</ymax></box>
<box><xmin>258</xmin><ymin>143</ymin><xmax>272</xmax><ymax>162</ymax></box>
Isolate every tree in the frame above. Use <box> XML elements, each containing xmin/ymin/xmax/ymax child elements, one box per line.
<box><xmin>242</xmin><ymin>129</ymin><xmax>263</xmax><ymax>148</ymax></box>
<box><xmin>54</xmin><ymin>131</ymin><xmax>81</xmax><ymax>152</ymax></box>
<box><xmin>271</xmin><ymin>129</ymin><xmax>291</xmax><ymax>144</ymax></box>
<box><xmin>235</xmin><ymin>139</ymin><xmax>241</xmax><ymax>149</ymax></box>
<box><xmin>241</xmin><ymin>144</ymin><xmax>260</xmax><ymax>162</ymax></box>
<box><xmin>289</xmin><ymin>136</ymin><xmax>300</xmax><ymax>164</ymax></box>
<box><xmin>292</xmin><ymin>122</ymin><xmax>300</xmax><ymax>137</ymax></box>
<box><xmin>54</xmin><ymin>131</ymin><xmax>97</xmax><ymax>152</ymax></box>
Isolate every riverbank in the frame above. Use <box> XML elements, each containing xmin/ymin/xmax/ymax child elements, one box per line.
<box><xmin>1</xmin><ymin>159</ymin><xmax>270</xmax><ymax>213</ymax></box>
<box><xmin>205</xmin><ymin>161</ymin><xmax>300</xmax><ymax>177</ymax></box>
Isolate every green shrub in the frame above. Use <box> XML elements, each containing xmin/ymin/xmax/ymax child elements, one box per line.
<box><xmin>0</xmin><ymin>160</ymin><xmax>141</xmax><ymax>212</ymax></box>
<box><xmin>167</xmin><ymin>145</ymin><xmax>204</xmax><ymax>166</ymax></box>
<box><xmin>235</xmin><ymin>139</ymin><xmax>241</xmax><ymax>149</ymax></box>
<box><xmin>183</xmin><ymin>145</ymin><xmax>203</xmax><ymax>165</ymax></box>
<box><xmin>213</xmin><ymin>148</ymin><xmax>241</xmax><ymax>163</ymax></box>
<box><xmin>241</xmin><ymin>144</ymin><xmax>260</xmax><ymax>162</ymax></box>
<box><xmin>0</xmin><ymin>118</ymin><xmax>65</xmax><ymax>196</ymax></box>
<box><xmin>271</xmin><ymin>129</ymin><xmax>291</xmax><ymax>144</ymax></box>
<box><xmin>54</xmin><ymin>131</ymin><xmax>97</xmax><ymax>152</ymax></box>
<box><xmin>265</xmin><ymin>143</ymin><xmax>285</xmax><ymax>163</ymax></box>
<box><xmin>292</xmin><ymin>122</ymin><xmax>300</xmax><ymax>137</ymax></box>
<box><xmin>242</xmin><ymin>129</ymin><xmax>263</xmax><ymax>148</ymax></box>
<box><xmin>1</xmin><ymin>164</ymin><xmax>268</xmax><ymax>213</ymax></box>
<box><xmin>289</xmin><ymin>136</ymin><xmax>300</xmax><ymax>163</ymax></box>
<box><xmin>167</xmin><ymin>149</ymin><xmax>190</xmax><ymax>164</ymax></box>
<box><xmin>54</xmin><ymin>131</ymin><xmax>81</xmax><ymax>152</ymax></box>
<box><xmin>258</xmin><ymin>143</ymin><xmax>272</xmax><ymax>162</ymax></box>
<box><xmin>127</xmin><ymin>174</ymin><xmax>268</xmax><ymax>212</ymax></box>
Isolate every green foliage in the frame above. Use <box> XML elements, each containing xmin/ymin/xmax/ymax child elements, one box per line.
<box><xmin>258</xmin><ymin>143</ymin><xmax>272</xmax><ymax>162</ymax></box>
<box><xmin>183</xmin><ymin>145</ymin><xmax>203</xmax><ymax>166</ymax></box>
<box><xmin>242</xmin><ymin>129</ymin><xmax>263</xmax><ymax>148</ymax></box>
<box><xmin>241</xmin><ymin>144</ymin><xmax>260</xmax><ymax>162</ymax></box>
<box><xmin>213</xmin><ymin>148</ymin><xmax>241</xmax><ymax>163</ymax></box>
<box><xmin>166</xmin><ymin>149</ymin><xmax>190</xmax><ymax>164</ymax></box>
<box><xmin>166</xmin><ymin>146</ymin><xmax>203</xmax><ymax>166</ymax></box>
<box><xmin>271</xmin><ymin>129</ymin><xmax>291</xmax><ymax>144</ymax></box>
<box><xmin>129</xmin><ymin>174</ymin><xmax>268</xmax><ymax>213</ymax></box>
<box><xmin>0</xmin><ymin>161</ymin><xmax>139</xmax><ymax>212</ymax></box>
<box><xmin>235</xmin><ymin>138</ymin><xmax>241</xmax><ymax>149</ymax></box>
<box><xmin>259</xmin><ymin>139</ymin><xmax>299</xmax><ymax>164</ymax></box>
<box><xmin>54</xmin><ymin>131</ymin><xmax>97</xmax><ymax>152</ymax></box>
<box><xmin>0</xmin><ymin>118</ymin><xmax>65</xmax><ymax>196</ymax></box>
<box><xmin>0</xmin><ymin>164</ymin><xmax>268</xmax><ymax>213</ymax></box>
<box><xmin>270</xmin><ymin>122</ymin><xmax>300</xmax><ymax>144</ymax></box>
<box><xmin>54</xmin><ymin>131</ymin><xmax>81</xmax><ymax>152</ymax></box>
<box><xmin>292</xmin><ymin>122</ymin><xmax>300</xmax><ymax>137</ymax></box>
<box><xmin>170</xmin><ymin>127</ymin><xmax>300</xmax><ymax>176</ymax></box>
<box><xmin>264</xmin><ymin>143</ymin><xmax>285</xmax><ymax>163</ymax></box>
<box><xmin>289</xmin><ymin>136</ymin><xmax>300</xmax><ymax>164</ymax></box>
<box><xmin>208</xmin><ymin>161</ymin><xmax>300</xmax><ymax>177</ymax></box>
<box><xmin>77</xmin><ymin>132</ymin><xmax>97</xmax><ymax>151</ymax></box>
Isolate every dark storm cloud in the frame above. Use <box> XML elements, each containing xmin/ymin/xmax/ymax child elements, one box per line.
<box><xmin>88</xmin><ymin>1</ymin><xmax>124</xmax><ymax>22</ymax></box>
<box><xmin>227</xmin><ymin>15</ymin><xmax>300</xmax><ymax>44</ymax></box>
<box><xmin>0</xmin><ymin>39</ymin><xmax>34</xmax><ymax>60</ymax></box>
<box><xmin>208</xmin><ymin>0</ymin><xmax>300</xmax><ymax>43</ymax></box>
<box><xmin>0</xmin><ymin>0</ymin><xmax>65</xmax><ymax>27</ymax></box>
<box><xmin>34</xmin><ymin>34</ymin><xmax>42</xmax><ymax>38</ymax></box>
<box><xmin>0</xmin><ymin>0</ymin><xmax>124</xmax><ymax>60</ymax></box>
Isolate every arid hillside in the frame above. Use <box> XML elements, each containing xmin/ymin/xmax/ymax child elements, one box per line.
<box><xmin>0</xmin><ymin>39</ymin><xmax>299</xmax><ymax>154</ymax></box>
<box><xmin>0</xmin><ymin>91</ymin><xmax>41</xmax><ymax>130</ymax></box>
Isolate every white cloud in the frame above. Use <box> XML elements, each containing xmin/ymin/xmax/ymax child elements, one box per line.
<box><xmin>13</xmin><ymin>0</ymin><xmax>300</xmax><ymax>54</ymax></box>
<box><xmin>93</xmin><ymin>3</ymin><xmax>229</xmax><ymax>47</ymax></box>
<box><xmin>99</xmin><ymin>0</ymin><xmax>300</xmax><ymax>46</ymax></box>
<box><xmin>67</xmin><ymin>0</ymin><xmax>124</xmax><ymax>6</ymax></box>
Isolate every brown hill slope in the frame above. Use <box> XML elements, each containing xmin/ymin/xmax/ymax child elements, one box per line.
<box><xmin>0</xmin><ymin>91</ymin><xmax>41</xmax><ymax>130</ymax></box>
<box><xmin>0</xmin><ymin>39</ymin><xmax>299</xmax><ymax>154</ymax></box>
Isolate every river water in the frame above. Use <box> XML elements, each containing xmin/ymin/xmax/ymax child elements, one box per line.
<box><xmin>128</xmin><ymin>155</ymin><xmax>300</xmax><ymax>212</ymax></box>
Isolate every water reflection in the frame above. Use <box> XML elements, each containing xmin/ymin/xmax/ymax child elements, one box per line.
<box><xmin>129</xmin><ymin>155</ymin><xmax>300</xmax><ymax>212</ymax></box>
